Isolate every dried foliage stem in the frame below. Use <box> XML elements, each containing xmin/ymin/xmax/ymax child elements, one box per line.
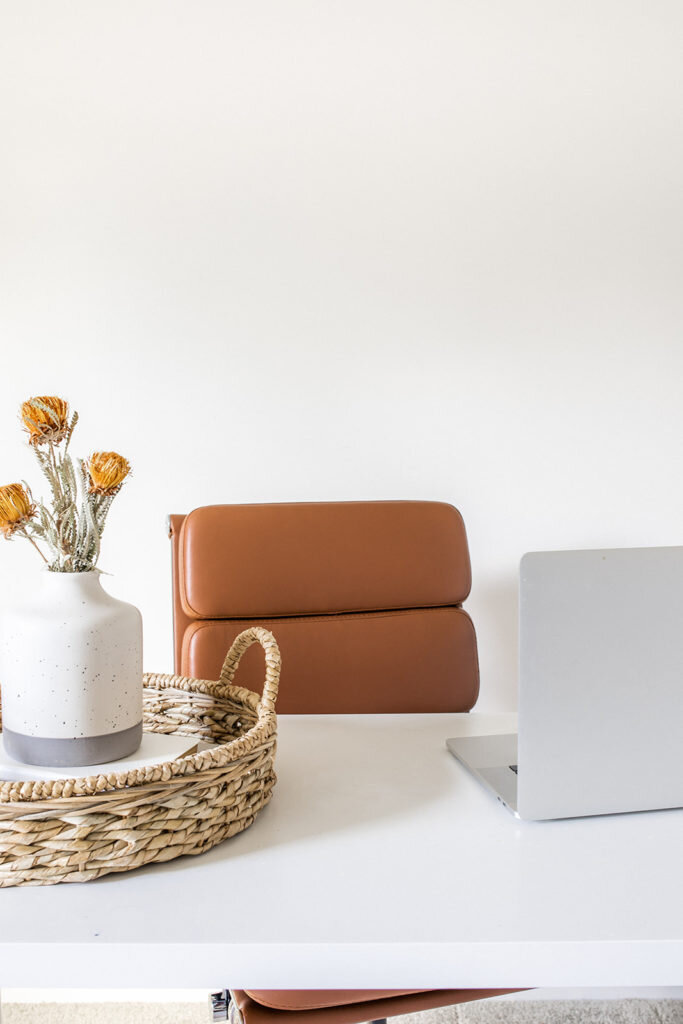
<box><xmin>18</xmin><ymin>528</ymin><xmax>49</xmax><ymax>564</ymax></box>
<box><xmin>47</xmin><ymin>444</ymin><xmax>62</xmax><ymax>503</ymax></box>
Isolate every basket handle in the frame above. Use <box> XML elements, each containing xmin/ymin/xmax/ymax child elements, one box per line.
<box><xmin>218</xmin><ymin>627</ymin><xmax>281</xmax><ymax>715</ymax></box>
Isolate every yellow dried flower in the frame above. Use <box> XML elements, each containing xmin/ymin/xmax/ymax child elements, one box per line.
<box><xmin>86</xmin><ymin>452</ymin><xmax>131</xmax><ymax>495</ymax></box>
<box><xmin>0</xmin><ymin>483</ymin><xmax>36</xmax><ymax>538</ymax></box>
<box><xmin>21</xmin><ymin>396</ymin><xmax>70</xmax><ymax>446</ymax></box>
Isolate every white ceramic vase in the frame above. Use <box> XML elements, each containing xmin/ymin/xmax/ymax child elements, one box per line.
<box><xmin>0</xmin><ymin>571</ymin><xmax>143</xmax><ymax>767</ymax></box>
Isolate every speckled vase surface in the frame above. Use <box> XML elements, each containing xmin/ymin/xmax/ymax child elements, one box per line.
<box><xmin>0</xmin><ymin>570</ymin><xmax>143</xmax><ymax>767</ymax></box>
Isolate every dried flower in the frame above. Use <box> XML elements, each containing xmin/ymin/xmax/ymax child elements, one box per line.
<box><xmin>3</xmin><ymin>397</ymin><xmax>131</xmax><ymax>571</ymax></box>
<box><xmin>21</xmin><ymin>396</ymin><xmax>70</xmax><ymax>446</ymax></box>
<box><xmin>86</xmin><ymin>452</ymin><xmax>131</xmax><ymax>495</ymax></box>
<box><xmin>0</xmin><ymin>483</ymin><xmax>36</xmax><ymax>538</ymax></box>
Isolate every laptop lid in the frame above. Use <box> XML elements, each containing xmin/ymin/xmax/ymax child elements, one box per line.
<box><xmin>517</xmin><ymin>546</ymin><xmax>683</xmax><ymax>820</ymax></box>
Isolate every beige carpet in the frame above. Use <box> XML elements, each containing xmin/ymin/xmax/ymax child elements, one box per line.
<box><xmin>3</xmin><ymin>1001</ymin><xmax>683</xmax><ymax>1024</ymax></box>
<box><xmin>1</xmin><ymin>1004</ymin><xmax>206</xmax><ymax>1023</ymax></box>
<box><xmin>407</xmin><ymin>1002</ymin><xmax>683</xmax><ymax>1024</ymax></box>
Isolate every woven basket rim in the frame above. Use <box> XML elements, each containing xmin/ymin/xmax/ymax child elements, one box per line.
<box><xmin>0</xmin><ymin>627</ymin><xmax>281</xmax><ymax>805</ymax></box>
<box><xmin>0</xmin><ymin>674</ymin><xmax>275</xmax><ymax>805</ymax></box>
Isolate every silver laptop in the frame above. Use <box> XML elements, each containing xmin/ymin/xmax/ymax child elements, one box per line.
<box><xmin>447</xmin><ymin>546</ymin><xmax>683</xmax><ymax>820</ymax></box>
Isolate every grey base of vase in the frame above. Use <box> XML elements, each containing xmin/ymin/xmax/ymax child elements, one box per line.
<box><xmin>3</xmin><ymin>722</ymin><xmax>143</xmax><ymax>768</ymax></box>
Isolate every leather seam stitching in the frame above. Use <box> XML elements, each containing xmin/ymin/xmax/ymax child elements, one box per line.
<box><xmin>182</xmin><ymin>602</ymin><xmax>470</xmax><ymax>623</ymax></box>
<box><xmin>184</xmin><ymin>606</ymin><xmax>470</xmax><ymax>628</ymax></box>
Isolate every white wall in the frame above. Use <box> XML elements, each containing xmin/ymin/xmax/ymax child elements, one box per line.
<box><xmin>1</xmin><ymin>1</ymin><xmax>681</xmax><ymax>710</ymax></box>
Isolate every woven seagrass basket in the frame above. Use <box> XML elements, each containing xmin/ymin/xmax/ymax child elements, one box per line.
<box><xmin>0</xmin><ymin>626</ymin><xmax>280</xmax><ymax>887</ymax></box>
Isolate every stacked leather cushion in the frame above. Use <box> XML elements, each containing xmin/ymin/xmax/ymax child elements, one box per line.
<box><xmin>169</xmin><ymin>501</ymin><xmax>479</xmax><ymax>714</ymax></box>
<box><xmin>231</xmin><ymin>989</ymin><xmax>512</xmax><ymax>1024</ymax></box>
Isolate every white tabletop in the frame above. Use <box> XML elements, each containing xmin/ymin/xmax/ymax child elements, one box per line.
<box><xmin>1</xmin><ymin>712</ymin><xmax>682</xmax><ymax>989</ymax></box>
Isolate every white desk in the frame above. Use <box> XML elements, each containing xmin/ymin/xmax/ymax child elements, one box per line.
<box><xmin>1</xmin><ymin>712</ymin><xmax>682</xmax><ymax>989</ymax></box>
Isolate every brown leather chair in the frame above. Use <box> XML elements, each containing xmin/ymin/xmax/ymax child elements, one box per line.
<box><xmin>169</xmin><ymin>500</ymin><xmax>479</xmax><ymax>713</ymax></box>
<box><xmin>170</xmin><ymin>501</ymin><xmax>519</xmax><ymax>1024</ymax></box>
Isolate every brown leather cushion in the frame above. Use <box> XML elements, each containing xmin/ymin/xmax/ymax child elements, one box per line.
<box><xmin>178</xmin><ymin>501</ymin><xmax>472</xmax><ymax>619</ymax></box>
<box><xmin>243</xmin><ymin>992</ymin><xmax>421</xmax><ymax>1011</ymax></box>
<box><xmin>181</xmin><ymin>606</ymin><xmax>479</xmax><ymax>713</ymax></box>
<box><xmin>233</xmin><ymin>989</ymin><xmax>520</xmax><ymax>1024</ymax></box>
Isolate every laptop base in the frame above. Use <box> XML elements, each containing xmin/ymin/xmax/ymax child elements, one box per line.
<box><xmin>446</xmin><ymin>734</ymin><xmax>520</xmax><ymax>817</ymax></box>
